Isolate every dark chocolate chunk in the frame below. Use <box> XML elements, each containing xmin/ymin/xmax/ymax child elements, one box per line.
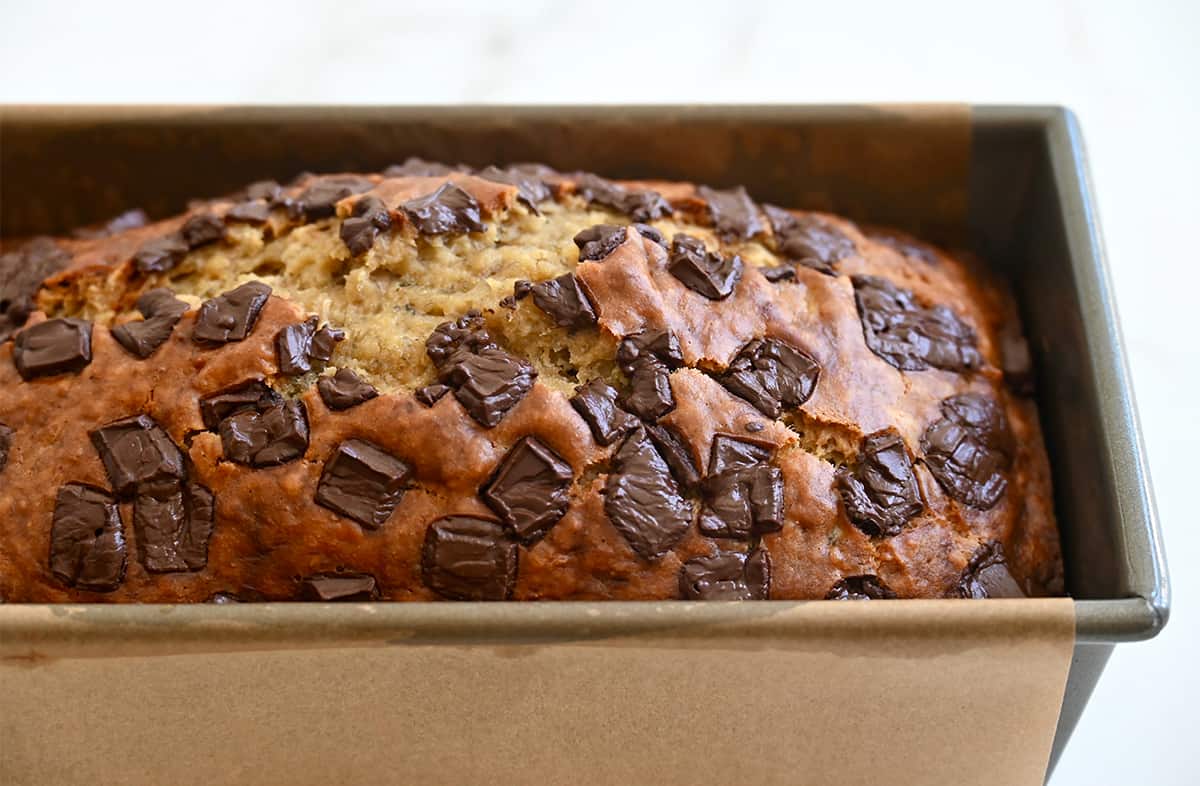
<box><xmin>709</xmin><ymin>434</ymin><xmax>772</xmax><ymax>474</ymax></box>
<box><xmin>133</xmin><ymin>481</ymin><xmax>214</xmax><ymax>572</ymax></box>
<box><xmin>0</xmin><ymin>422</ymin><xmax>13</xmax><ymax>473</ymax></box>
<box><xmin>1000</xmin><ymin>329</ymin><xmax>1035</xmax><ymax>395</ymax></box>
<box><xmin>483</xmin><ymin>437</ymin><xmax>573</xmax><ymax>542</ymax></box>
<box><xmin>0</xmin><ymin>237</ymin><xmax>71</xmax><ymax>343</ymax></box>
<box><xmin>477</xmin><ymin>165</ymin><xmax>552</xmax><ymax>212</ymax></box>
<box><xmin>181</xmin><ymin>213</ymin><xmax>226</xmax><ymax>248</ymax></box>
<box><xmin>604</xmin><ymin>428</ymin><xmax>693</xmax><ymax>560</ymax></box>
<box><xmin>50</xmin><ymin>483</ymin><xmax>127</xmax><ymax>592</ymax></box>
<box><xmin>922</xmin><ymin>393</ymin><xmax>1012</xmax><ymax>509</ymax></box>
<box><xmin>836</xmin><ymin>428</ymin><xmax>924</xmax><ymax>537</ymax></box>
<box><xmin>512</xmin><ymin>279</ymin><xmax>533</xmax><ymax>300</ymax></box>
<box><xmin>425</xmin><ymin>311</ymin><xmax>493</xmax><ymax>367</ymax></box>
<box><xmin>275</xmin><ymin>316</ymin><xmax>346</xmax><ymax>375</ymax></box>
<box><xmin>573</xmin><ymin>173</ymin><xmax>671</xmax><ymax>222</ymax></box>
<box><xmin>90</xmin><ymin>414</ymin><xmax>185</xmax><ymax>495</ymax></box>
<box><xmin>698</xmin><ymin>185</ymin><xmax>764</xmax><ymax>240</ymax></box>
<box><xmin>698</xmin><ymin>435</ymin><xmax>781</xmax><ymax>540</ymax></box>
<box><xmin>570</xmin><ymin>379</ymin><xmax>638</xmax><ymax>446</ymax></box>
<box><xmin>633</xmin><ymin>223</ymin><xmax>666</xmax><ymax>247</ymax></box>
<box><xmin>668</xmin><ymin>234</ymin><xmax>742</xmax><ymax>300</ymax></box>
<box><xmin>318</xmin><ymin>368</ymin><xmax>379</xmax><ymax>411</ymax></box>
<box><xmin>617</xmin><ymin>330</ymin><xmax>685</xmax><ymax>372</ymax></box>
<box><xmin>226</xmin><ymin>200</ymin><xmax>273</xmax><ymax>224</ymax></box>
<box><xmin>414</xmin><ymin>383</ymin><xmax>451</xmax><ymax>407</ymax></box>
<box><xmin>869</xmin><ymin>230</ymin><xmax>939</xmax><ymax>264</ymax></box>
<box><xmin>133</xmin><ymin>232</ymin><xmax>189</xmax><ymax>273</ymax></box>
<box><xmin>852</xmin><ymin>275</ymin><xmax>981</xmax><ymax>372</ymax></box>
<box><xmin>244</xmin><ymin>179</ymin><xmax>283</xmax><ymax>202</ymax></box>
<box><xmin>644</xmin><ymin>423</ymin><xmax>701</xmax><ymax>491</ymax></box>
<box><xmin>624</xmin><ymin>356</ymin><xmax>674</xmax><ymax>420</ymax></box>
<box><xmin>111</xmin><ymin>288</ymin><xmax>189</xmax><ymax>359</ymax></box>
<box><xmin>530</xmin><ymin>273</ymin><xmax>598</xmax><ymax>330</ymax></box>
<box><xmin>956</xmin><ymin>542</ymin><xmax>1024</xmax><ymax>598</ymax></box>
<box><xmin>72</xmin><ymin>208</ymin><xmax>149</xmax><ymax>239</ymax></box>
<box><xmin>300</xmin><ymin>573</ymin><xmax>379</xmax><ymax>601</ymax></box>
<box><xmin>218</xmin><ymin>400</ymin><xmax>309</xmax><ymax>467</ymax></box>
<box><xmin>290</xmin><ymin>175</ymin><xmax>374</xmax><ymax>221</ymax></box>
<box><xmin>427</xmin><ymin>314</ymin><xmax>536</xmax><ymax>427</ymax></box>
<box><xmin>383</xmin><ymin>158</ymin><xmax>459</xmax><ymax>178</ymax></box>
<box><xmin>680</xmin><ymin>549</ymin><xmax>770</xmax><ymax>600</ymax></box>
<box><xmin>402</xmin><ymin>183</ymin><xmax>486</xmax><ymax>235</ymax></box>
<box><xmin>574</xmin><ymin>224</ymin><xmax>628</xmax><ymax>262</ymax></box>
<box><xmin>192</xmin><ymin>281</ymin><xmax>272</xmax><ymax>345</ymax></box>
<box><xmin>421</xmin><ymin>516</ymin><xmax>518</xmax><ymax>601</ymax></box>
<box><xmin>720</xmin><ymin>337</ymin><xmax>819</xmax><ymax>418</ymax></box>
<box><xmin>340</xmin><ymin>195</ymin><xmax>393</xmax><ymax>255</ymax></box>
<box><xmin>826</xmin><ymin>574</ymin><xmax>897</xmax><ymax>600</ymax></box>
<box><xmin>12</xmin><ymin>318</ymin><xmax>92</xmax><ymax>380</ymax></box>
<box><xmin>316</xmin><ymin>439</ymin><xmax>411</xmax><ymax>529</ymax></box>
<box><xmin>199</xmin><ymin>380</ymin><xmax>283</xmax><ymax>430</ymax></box>
<box><xmin>763</xmin><ymin>205</ymin><xmax>855</xmax><ymax>275</ymax></box>
<box><xmin>760</xmin><ymin>265</ymin><xmax>796</xmax><ymax>283</ymax></box>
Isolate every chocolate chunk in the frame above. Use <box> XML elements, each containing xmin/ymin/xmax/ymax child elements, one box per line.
<box><xmin>574</xmin><ymin>224</ymin><xmax>628</xmax><ymax>262</ymax></box>
<box><xmin>512</xmin><ymin>280</ymin><xmax>533</xmax><ymax>300</ymax></box>
<box><xmin>192</xmin><ymin>281</ymin><xmax>272</xmax><ymax>345</ymax></box>
<box><xmin>300</xmin><ymin>573</ymin><xmax>379</xmax><ymax>601</ymax></box>
<box><xmin>0</xmin><ymin>237</ymin><xmax>71</xmax><ymax>343</ymax></box>
<box><xmin>290</xmin><ymin>175</ymin><xmax>374</xmax><ymax>221</ymax></box>
<box><xmin>315</xmin><ymin>439</ymin><xmax>411</xmax><ymax>529</ymax></box>
<box><xmin>922</xmin><ymin>393</ymin><xmax>1012</xmax><ymax>509</ymax></box>
<box><xmin>414</xmin><ymin>383</ymin><xmax>451</xmax><ymax>407</ymax></box>
<box><xmin>340</xmin><ymin>195</ymin><xmax>393</xmax><ymax>255</ymax></box>
<box><xmin>72</xmin><ymin>208</ymin><xmax>149</xmax><ymax>239</ymax></box>
<box><xmin>760</xmin><ymin>265</ymin><xmax>796</xmax><ymax>283</ymax></box>
<box><xmin>181</xmin><ymin>212</ymin><xmax>226</xmax><ymax>248</ymax></box>
<box><xmin>133</xmin><ymin>232</ymin><xmax>189</xmax><ymax>273</ymax></box>
<box><xmin>570</xmin><ymin>379</ymin><xmax>638</xmax><ymax>446</ymax></box>
<box><xmin>318</xmin><ymin>368</ymin><xmax>379</xmax><ymax>411</ymax></box>
<box><xmin>624</xmin><ymin>356</ymin><xmax>674</xmax><ymax>420</ymax></box>
<box><xmin>50</xmin><ymin>483</ymin><xmax>127</xmax><ymax>592</ymax></box>
<box><xmin>219</xmin><ymin>400</ymin><xmax>309</xmax><ymax>467</ymax></box>
<box><xmin>477</xmin><ymin>165</ymin><xmax>552</xmax><ymax>212</ymax></box>
<box><xmin>1000</xmin><ymin>329</ymin><xmax>1035</xmax><ymax>395</ymax></box>
<box><xmin>956</xmin><ymin>542</ymin><xmax>1024</xmax><ymax>598</ymax></box>
<box><xmin>763</xmin><ymin>205</ymin><xmax>855</xmax><ymax>275</ymax></box>
<box><xmin>0</xmin><ymin>422</ymin><xmax>12</xmax><ymax>472</ymax></box>
<box><xmin>604</xmin><ymin>429</ymin><xmax>693</xmax><ymax>560</ymax></box>
<box><xmin>869</xmin><ymin>230</ymin><xmax>940</xmax><ymax>264</ymax></box>
<box><xmin>852</xmin><ymin>275</ymin><xmax>981</xmax><ymax>372</ymax></box>
<box><xmin>226</xmin><ymin>200</ymin><xmax>273</xmax><ymax>224</ymax></box>
<box><xmin>421</xmin><ymin>516</ymin><xmax>518</xmax><ymax>601</ymax></box>
<box><xmin>720</xmin><ymin>337</ymin><xmax>819</xmax><ymax>418</ymax></box>
<box><xmin>709</xmin><ymin>434</ymin><xmax>772</xmax><ymax>474</ymax></box>
<box><xmin>633</xmin><ymin>223</ymin><xmax>666</xmax><ymax>247</ymax></box>
<box><xmin>573</xmin><ymin>173</ymin><xmax>671</xmax><ymax>222</ymax></box>
<box><xmin>199</xmin><ymin>380</ymin><xmax>283</xmax><ymax>430</ymax></box>
<box><xmin>244</xmin><ymin>179</ymin><xmax>283</xmax><ymax>202</ymax></box>
<box><xmin>680</xmin><ymin>549</ymin><xmax>770</xmax><ymax>600</ymax></box>
<box><xmin>428</xmin><ymin>314</ymin><xmax>536</xmax><ymax>427</ymax></box>
<box><xmin>402</xmin><ymin>183</ymin><xmax>486</xmax><ymax>235</ymax></box>
<box><xmin>483</xmin><ymin>437</ymin><xmax>574</xmax><ymax>542</ymax></box>
<box><xmin>698</xmin><ymin>185</ymin><xmax>764</xmax><ymax>240</ymax></box>
<box><xmin>90</xmin><ymin>415</ymin><xmax>185</xmax><ymax>495</ymax></box>
<box><xmin>383</xmin><ymin>158</ymin><xmax>459</xmax><ymax>178</ymax></box>
<box><xmin>826</xmin><ymin>574</ymin><xmax>897</xmax><ymax>600</ymax></box>
<box><xmin>668</xmin><ymin>234</ymin><xmax>742</xmax><ymax>300</ymax></box>
<box><xmin>275</xmin><ymin>316</ymin><xmax>345</xmax><ymax>375</ymax></box>
<box><xmin>133</xmin><ymin>481</ymin><xmax>214</xmax><ymax>572</ymax></box>
<box><xmin>530</xmin><ymin>273</ymin><xmax>598</xmax><ymax>330</ymax></box>
<box><xmin>12</xmin><ymin>318</ymin><xmax>92</xmax><ymax>380</ymax></box>
<box><xmin>425</xmin><ymin>311</ymin><xmax>493</xmax><ymax>367</ymax></box>
<box><xmin>699</xmin><ymin>436</ymin><xmax>783</xmax><ymax>540</ymax></box>
<box><xmin>643</xmin><ymin>423</ymin><xmax>701</xmax><ymax>491</ymax></box>
<box><xmin>111</xmin><ymin>288</ymin><xmax>189</xmax><ymax>359</ymax></box>
<box><xmin>836</xmin><ymin>428</ymin><xmax>924</xmax><ymax>537</ymax></box>
<box><xmin>617</xmin><ymin>330</ymin><xmax>685</xmax><ymax>372</ymax></box>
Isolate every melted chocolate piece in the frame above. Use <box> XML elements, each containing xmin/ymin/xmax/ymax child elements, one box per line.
<box><xmin>50</xmin><ymin>483</ymin><xmax>127</xmax><ymax>592</ymax></box>
<box><xmin>826</xmin><ymin>574</ymin><xmax>897</xmax><ymax>600</ymax></box>
<box><xmin>134</xmin><ymin>481</ymin><xmax>214</xmax><ymax>572</ymax></box>
<box><xmin>922</xmin><ymin>393</ymin><xmax>1012</xmax><ymax>510</ymax></box>
<box><xmin>530</xmin><ymin>273</ymin><xmax>598</xmax><ymax>330</ymax></box>
<box><xmin>12</xmin><ymin>318</ymin><xmax>92</xmax><ymax>380</ymax></box>
<box><xmin>570</xmin><ymin>379</ymin><xmax>638</xmax><ymax>446</ymax></box>
<box><xmin>617</xmin><ymin>330</ymin><xmax>684</xmax><ymax>372</ymax></box>
<box><xmin>244</xmin><ymin>180</ymin><xmax>283</xmax><ymax>202</ymax></box>
<box><xmin>483</xmin><ymin>436</ymin><xmax>574</xmax><ymax>542</ymax></box>
<box><xmin>275</xmin><ymin>316</ymin><xmax>346</xmax><ymax>375</ymax></box>
<box><xmin>425</xmin><ymin>311</ymin><xmax>492</xmax><ymax>367</ymax></box>
<box><xmin>574</xmin><ymin>224</ymin><xmax>628</xmax><ymax>262</ymax></box>
<box><xmin>290</xmin><ymin>175</ymin><xmax>374</xmax><ymax>221</ymax></box>
<box><xmin>192</xmin><ymin>281</ymin><xmax>272</xmax><ymax>345</ymax></box>
<box><xmin>698</xmin><ymin>185</ymin><xmax>764</xmax><ymax>240</ymax></box>
<box><xmin>709</xmin><ymin>433</ymin><xmax>772</xmax><ymax>474</ymax></box>
<box><xmin>90</xmin><ymin>414</ymin><xmax>185</xmax><ymax>496</ymax></box>
<box><xmin>763</xmin><ymin>205</ymin><xmax>855</xmax><ymax>275</ymax></box>
<box><xmin>421</xmin><ymin>516</ymin><xmax>518</xmax><ymax>601</ymax></box>
<box><xmin>759</xmin><ymin>265</ymin><xmax>796</xmax><ymax>283</ymax></box>
<box><xmin>72</xmin><ymin>208</ymin><xmax>149</xmax><ymax>239</ymax></box>
<box><xmin>643</xmin><ymin>423</ymin><xmax>701</xmax><ymax>491</ymax></box>
<box><xmin>617</xmin><ymin>330</ymin><xmax>685</xmax><ymax>421</ymax></box>
<box><xmin>318</xmin><ymin>368</ymin><xmax>379</xmax><ymax>411</ymax></box>
<box><xmin>133</xmin><ymin>232</ymin><xmax>189</xmax><ymax>273</ymax></box>
<box><xmin>414</xmin><ymin>383</ymin><xmax>451</xmax><ymax>407</ymax></box>
<box><xmin>680</xmin><ymin>549</ymin><xmax>770</xmax><ymax>600</ymax></box>
<box><xmin>218</xmin><ymin>400</ymin><xmax>309</xmax><ymax>467</ymax></box>
<box><xmin>316</xmin><ymin>439</ymin><xmax>411</xmax><ymax>529</ymax></box>
<box><xmin>603</xmin><ymin>428</ymin><xmax>693</xmax><ymax>560</ymax></box>
<box><xmin>300</xmin><ymin>573</ymin><xmax>379</xmax><ymax>601</ymax></box>
<box><xmin>383</xmin><ymin>158</ymin><xmax>460</xmax><ymax>178</ymax></box>
<box><xmin>111</xmin><ymin>288</ymin><xmax>189</xmax><ymax>359</ymax></box>
<box><xmin>477</xmin><ymin>165</ymin><xmax>552</xmax><ymax>211</ymax></box>
<box><xmin>720</xmin><ymin>337</ymin><xmax>819</xmax><ymax>418</ymax></box>
<box><xmin>698</xmin><ymin>435</ymin><xmax>782</xmax><ymax>540</ymax></box>
<box><xmin>956</xmin><ymin>542</ymin><xmax>1024</xmax><ymax>598</ymax></box>
<box><xmin>0</xmin><ymin>237</ymin><xmax>71</xmax><ymax>343</ymax></box>
<box><xmin>340</xmin><ymin>195</ymin><xmax>393</xmax><ymax>255</ymax></box>
<box><xmin>199</xmin><ymin>380</ymin><xmax>283</xmax><ymax>430</ymax></box>
<box><xmin>512</xmin><ymin>280</ymin><xmax>533</xmax><ymax>300</ymax></box>
<box><xmin>402</xmin><ymin>183</ymin><xmax>486</xmax><ymax>235</ymax></box>
<box><xmin>0</xmin><ymin>422</ymin><xmax>13</xmax><ymax>473</ymax></box>
<box><xmin>836</xmin><ymin>428</ymin><xmax>924</xmax><ymax>537</ymax></box>
<box><xmin>852</xmin><ymin>275</ymin><xmax>981</xmax><ymax>372</ymax></box>
<box><xmin>427</xmin><ymin>314</ymin><xmax>536</xmax><ymax>427</ymax></box>
<box><xmin>181</xmin><ymin>213</ymin><xmax>227</xmax><ymax>248</ymax></box>
<box><xmin>226</xmin><ymin>200</ymin><xmax>273</xmax><ymax>224</ymax></box>
<box><xmin>573</xmin><ymin>173</ymin><xmax>671</xmax><ymax>222</ymax></box>
<box><xmin>668</xmin><ymin>234</ymin><xmax>742</xmax><ymax>300</ymax></box>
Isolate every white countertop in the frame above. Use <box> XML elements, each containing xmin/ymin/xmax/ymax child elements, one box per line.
<box><xmin>2</xmin><ymin>1</ymin><xmax>1196</xmax><ymax>783</ymax></box>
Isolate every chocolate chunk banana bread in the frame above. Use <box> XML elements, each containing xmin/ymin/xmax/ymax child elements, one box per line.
<box><xmin>0</xmin><ymin>161</ymin><xmax>1063</xmax><ymax>602</ymax></box>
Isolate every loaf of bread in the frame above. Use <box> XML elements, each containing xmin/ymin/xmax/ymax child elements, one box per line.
<box><xmin>0</xmin><ymin>161</ymin><xmax>1063</xmax><ymax>602</ymax></box>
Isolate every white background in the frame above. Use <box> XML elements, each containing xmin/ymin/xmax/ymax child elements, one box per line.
<box><xmin>1</xmin><ymin>1</ymin><xmax>1196</xmax><ymax>782</ymax></box>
